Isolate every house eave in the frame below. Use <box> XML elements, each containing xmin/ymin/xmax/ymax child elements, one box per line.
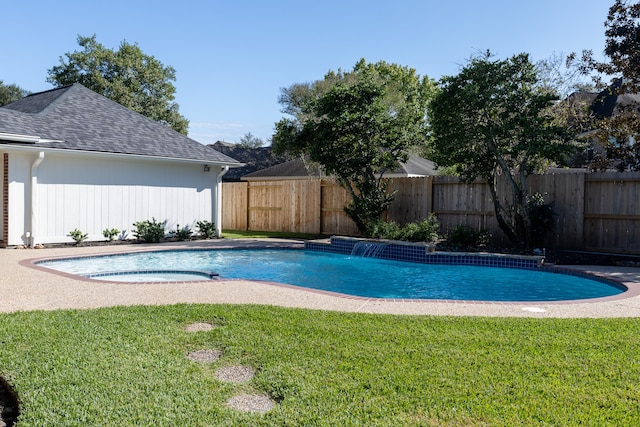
<box><xmin>0</xmin><ymin>144</ymin><xmax>245</xmax><ymax>167</ymax></box>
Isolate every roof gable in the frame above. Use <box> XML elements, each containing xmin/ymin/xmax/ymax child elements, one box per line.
<box><xmin>0</xmin><ymin>84</ymin><xmax>241</xmax><ymax>165</ymax></box>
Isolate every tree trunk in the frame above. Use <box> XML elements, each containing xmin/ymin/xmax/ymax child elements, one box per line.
<box><xmin>486</xmin><ymin>180</ymin><xmax>520</xmax><ymax>246</ymax></box>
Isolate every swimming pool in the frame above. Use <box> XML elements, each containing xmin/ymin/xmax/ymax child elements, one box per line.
<box><xmin>37</xmin><ymin>249</ymin><xmax>625</xmax><ymax>302</ymax></box>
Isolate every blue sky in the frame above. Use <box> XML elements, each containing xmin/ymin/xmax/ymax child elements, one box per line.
<box><xmin>3</xmin><ymin>1</ymin><xmax>610</xmax><ymax>145</ymax></box>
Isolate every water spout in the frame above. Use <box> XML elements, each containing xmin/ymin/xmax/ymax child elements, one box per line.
<box><xmin>351</xmin><ymin>241</ymin><xmax>387</xmax><ymax>258</ymax></box>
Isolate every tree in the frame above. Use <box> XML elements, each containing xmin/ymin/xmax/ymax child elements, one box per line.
<box><xmin>238</xmin><ymin>132</ymin><xmax>264</xmax><ymax>148</ymax></box>
<box><xmin>47</xmin><ymin>35</ymin><xmax>189</xmax><ymax>134</ymax></box>
<box><xmin>569</xmin><ymin>1</ymin><xmax>640</xmax><ymax>170</ymax></box>
<box><xmin>0</xmin><ymin>81</ymin><xmax>29</xmax><ymax>106</ymax></box>
<box><xmin>428</xmin><ymin>52</ymin><xmax>576</xmax><ymax>248</ymax></box>
<box><xmin>536</xmin><ymin>52</ymin><xmax>595</xmax><ymax>98</ymax></box>
<box><xmin>273</xmin><ymin>59</ymin><xmax>436</xmax><ymax>234</ymax></box>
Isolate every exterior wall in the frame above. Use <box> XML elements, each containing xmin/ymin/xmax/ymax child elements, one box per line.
<box><xmin>1</xmin><ymin>153</ymin><xmax>7</xmax><ymax>245</ymax></box>
<box><xmin>6</xmin><ymin>153</ymin><xmax>30</xmax><ymax>245</ymax></box>
<box><xmin>6</xmin><ymin>150</ymin><xmax>218</xmax><ymax>245</ymax></box>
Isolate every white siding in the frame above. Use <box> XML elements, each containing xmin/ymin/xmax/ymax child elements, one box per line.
<box><xmin>7</xmin><ymin>153</ymin><xmax>31</xmax><ymax>245</ymax></box>
<box><xmin>7</xmin><ymin>150</ymin><xmax>218</xmax><ymax>245</ymax></box>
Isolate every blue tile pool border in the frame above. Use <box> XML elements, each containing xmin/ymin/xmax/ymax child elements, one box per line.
<box><xmin>305</xmin><ymin>236</ymin><xmax>544</xmax><ymax>270</ymax></box>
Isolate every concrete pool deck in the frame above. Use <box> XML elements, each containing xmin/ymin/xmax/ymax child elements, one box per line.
<box><xmin>2</xmin><ymin>238</ymin><xmax>640</xmax><ymax>318</ymax></box>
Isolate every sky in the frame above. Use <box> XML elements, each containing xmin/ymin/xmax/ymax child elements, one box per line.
<box><xmin>2</xmin><ymin>0</ymin><xmax>611</xmax><ymax>145</ymax></box>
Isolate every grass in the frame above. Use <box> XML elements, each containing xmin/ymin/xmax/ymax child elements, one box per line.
<box><xmin>220</xmin><ymin>229</ymin><xmax>323</xmax><ymax>240</ymax></box>
<box><xmin>1</xmin><ymin>304</ymin><xmax>639</xmax><ymax>426</ymax></box>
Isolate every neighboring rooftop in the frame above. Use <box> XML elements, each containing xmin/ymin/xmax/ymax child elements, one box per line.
<box><xmin>208</xmin><ymin>141</ymin><xmax>290</xmax><ymax>181</ymax></box>
<box><xmin>0</xmin><ymin>84</ymin><xmax>242</xmax><ymax>165</ymax></box>
<box><xmin>591</xmin><ymin>78</ymin><xmax>640</xmax><ymax>119</ymax></box>
<box><xmin>242</xmin><ymin>153</ymin><xmax>439</xmax><ymax>180</ymax></box>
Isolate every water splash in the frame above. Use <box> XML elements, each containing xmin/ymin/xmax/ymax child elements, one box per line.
<box><xmin>351</xmin><ymin>241</ymin><xmax>387</xmax><ymax>258</ymax></box>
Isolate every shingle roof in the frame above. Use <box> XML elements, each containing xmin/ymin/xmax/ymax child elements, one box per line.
<box><xmin>208</xmin><ymin>141</ymin><xmax>290</xmax><ymax>181</ymax></box>
<box><xmin>0</xmin><ymin>84</ymin><xmax>242</xmax><ymax>165</ymax></box>
<box><xmin>242</xmin><ymin>154</ymin><xmax>438</xmax><ymax>180</ymax></box>
<box><xmin>591</xmin><ymin>79</ymin><xmax>640</xmax><ymax>119</ymax></box>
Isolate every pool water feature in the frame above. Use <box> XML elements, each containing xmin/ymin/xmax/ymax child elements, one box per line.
<box><xmin>351</xmin><ymin>241</ymin><xmax>388</xmax><ymax>258</ymax></box>
<box><xmin>36</xmin><ymin>248</ymin><xmax>625</xmax><ymax>302</ymax></box>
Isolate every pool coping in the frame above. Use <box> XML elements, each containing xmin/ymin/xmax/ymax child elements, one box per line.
<box><xmin>5</xmin><ymin>238</ymin><xmax>640</xmax><ymax>317</ymax></box>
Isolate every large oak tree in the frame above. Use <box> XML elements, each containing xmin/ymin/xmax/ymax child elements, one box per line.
<box><xmin>47</xmin><ymin>35</ymin><xmax>189</xmax><ymax>134</ymax></box>
<box><xmin>428</xmin><ymin>52</ymin><xmax>575</xmax><ymax>248</ymax></box>
<box><xmin>273</xmin><ymin>60</ymin><xmax>436</xmax><ymax>234</ymax></box>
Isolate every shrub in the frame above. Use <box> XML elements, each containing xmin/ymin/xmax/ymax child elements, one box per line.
<box><xmin>196</xmin><ymin>220</ymin><xmax>218</xmax><ymax>239</ymax></box>
<box><xmin>172</xmin><ymin>224</ymin><xmax>192</xmax><ymax>241</ymax></box>
<box><xmin>132</xmin><ymin>218</ymin><xmax>165</xmax><ymax>243</ymax></box>
<box><xmin>448</xmin><ymin>224</ymin><xmax>490</xmax><ymax>250</ymax></box>
<box><xmin>102</xmin><ymin>228</ymin><xmax>120</xmax><ymax>242</ymax></box>
<box><xmin>399</xmin><ymin>215</ymin><xmax>440</xmax><ymax>242</ymax></box>
<box><xmin>367</xmin><ymin>220</ymin><xmax>403</xmax><ymax>240</ymax></box>
<box><xmin>67</xmin><ymin>228</ymin><xmax>88</xmax><ymax>244</ymax></box>
<box><xmin>366</xmin><ymin>214</ymin><xmax>440</xmax><ymax>243</ymax></box>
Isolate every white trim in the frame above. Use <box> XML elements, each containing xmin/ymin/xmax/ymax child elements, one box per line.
<box><xmin>215</xmin><ymin>166</ymin><xmax>229</xmax><ymax>236</ymax></box>
<box><xmin>0</xmin><ymin>132</ymin><xmax>40</xmax><ymax>143</ymax></box>
<box><xmin>0</xmin><ymin>143</ymin><xmax>245</xmax><ymax>167</ymax></box>
<box><xmin>29</xmin><ymin>151</ymin><xmax>45</xmax><ymax>247</ymax></box>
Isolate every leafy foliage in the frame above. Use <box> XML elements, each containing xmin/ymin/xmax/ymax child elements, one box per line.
<box><xmin>0</xmin><ymin>80</ymin><xmax>29</xmax><ymax>106</ymax></box>
<box><xmin>273</xmin><ymin>59</ymin><xmax>436</xmax><ymax>234</ymax></box>
<box><xmin>569</xmin><ymin>1</ymin><xmax>640</xmax><ymax>170</ymax></box>
<box><xmin>172</xmin><ymin>224</ymin><xmax>192</xmax><ymax>241</ymax></box>
<box><xmin>428</xmin><ymin>52</ymin><xmax>575</xmax><ymax>248</ymax></box>
<box><xmin>196</xmin><ymin>220</ymin><xmax>218</xmax><ymax>239</ymax></box>
<box><xmin>102</xmin><ymin>228</ymin><xmax>120</xmax><ymax>242</ymax></box>
<box><xmin>47</xmin><ymin>35</ymin><xmax>189</xmax><ymax>134</ymax></box>
<box><xmin>447</xmin><ymin>225</ymin><xmax>491</xmax><ymax>250</ymax></box>
<box><xmin>367</xmin><ymin>215</ymin><xmax>440</xmax><ymax>242</ymax></box>
<box><xmin>237</xmin><ymin>131</ymin><xmax>263</xmax><ymax>148</ymax></box>
<box><xmin>132</xmin><ymin>218</ymin><xmax>165</xmax><ymax>243</ymax></box>
<box><xmin>67</xmin><ymin>228</ymin><xmax>88</xmax><ymax>244</ymax></box>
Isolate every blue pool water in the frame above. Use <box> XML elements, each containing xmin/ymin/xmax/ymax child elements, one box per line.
<box><xmin>37</xmin><ymin>249</ymin><xmax>625</xmax><ymax>302</ymax></box>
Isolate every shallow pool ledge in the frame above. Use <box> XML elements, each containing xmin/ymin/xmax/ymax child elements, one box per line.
<box><xmin>305</xmin><ymin>236</ymin><xmax>545</xmax><ymax>269</ymax></box>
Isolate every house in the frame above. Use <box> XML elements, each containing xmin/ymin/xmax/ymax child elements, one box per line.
<box><xmin>0</xmin><ymin>84</ymin><xmax>242</xmax><ymax>246</ymax></box>
<box><xmin>208</xmin><ymin>141</ymin><xmax>290</xmax><ymax>181</ymax></box>
<box><xmin>241</xmin><ymin>154</ymin><xmax>439</xmax><ymax>181</ymax></box>
<box><xmin>566</xmin><ymin>79</ymin><xmax>640</xmax><ymax>168</ymax></box>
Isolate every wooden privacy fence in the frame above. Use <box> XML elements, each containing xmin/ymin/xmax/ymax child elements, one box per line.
<box><xmin>222</xmin><ymin>172</ymin><xmax>640</xmax><ymax>253</ymax></box>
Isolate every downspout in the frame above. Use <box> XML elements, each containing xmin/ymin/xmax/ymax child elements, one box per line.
<box><xmin>214</xmin><ymin>166</ymin><xmax>229</xmax><ymax>237</ymax></box>
<box><xmin>29</xmin><ymin>151</ymin><xmax>45</xmax><ymax>247</ymax></box>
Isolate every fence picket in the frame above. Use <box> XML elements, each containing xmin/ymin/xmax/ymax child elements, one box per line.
<box><xmin>223</xmin><ymin>172</ymin><xmax>640</xmax><ymax>253</ymax></box>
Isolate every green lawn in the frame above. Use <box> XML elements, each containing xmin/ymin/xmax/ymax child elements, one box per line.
<box><xmin>220</xmin><ymin>229</ymin><xmax>323</xmax><ymax>240</ymax></box>
<box><xmin>1</xmin><ymin>305</ymin><xmax>638</xmax><ymax>426</ymax></box>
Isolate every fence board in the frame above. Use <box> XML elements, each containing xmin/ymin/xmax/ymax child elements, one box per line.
<box><xmin>386</xmin><ymin>177</ymin><xmax>433</xmax><ymax>225</ymax></box>
<box><xmin>221</xmin><ymin>171</ymin><xmax>640</xmax><ymax>253</ymax></box>
<box><xmin>320</xmin><ymin>180</ymin><xmax>359</xmax><ymax>235</ymax></box>
<box><xmin>221</xmin><ymin>182</ymin><xmax>248</xmax><ymax>230</ymax></box>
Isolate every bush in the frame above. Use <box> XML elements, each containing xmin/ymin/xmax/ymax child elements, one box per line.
<box><xmin>132</xmin><ymin>218</ymin><xmax>165</xmax><ymax>243</ymax></box>
<box><xmin>196</xmin><ymin>220</ymin><xmax>218</xmax><ymax>239</ymax></box>
<box><xmin>448</xmin><ymin>224</ymin><xmax>490</xmax><ymax>250</ymax></box>
<box><xmin>102</xmin><ymin>228</ymin><xmax>120</xmax><ymax>242</ymax></box>
<box><xmin>172</xmin><ymin>224</ymin><xmax>192</xmax><ymax>241</ymax></box>
<box><xmin>67</xmin><ymin>228</ymin><xmax>88</xmax><ymax>244</ymax></box>
<box><xmin>366</xmin><ymin>214</ymin><xmax>440</xmax><ymax>242</ymax></box>
<box><xmin>367</xmin><ymin>220</ymin><xmax>403</xmax><ymax>240</ymax></box>
<box><xmin>399</xmin><ymin>215</ymin><xmax>440</xmax><ymax>242</ymax></box>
